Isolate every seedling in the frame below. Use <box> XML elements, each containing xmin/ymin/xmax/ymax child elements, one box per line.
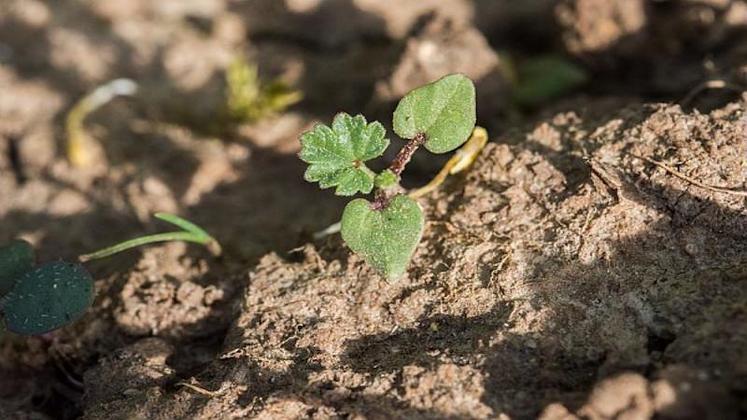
<box><xmin>312</xmin><ymin>127</ymin><xmax>488</xmax><ymax>238</ymax></box>
<box><xmin>225</xmin><ymin>56</ymin><xmax>303</xmax><ymax>123</ymax></box>
<box><xmin>299</xmin><ymin>74</ymin><xmax>477</xmax><ymax>279</ymax></box>
<box><xmin>66</xmin><ymin>78</ymin><xmax>138</xmax><ymax>167</ymax></box>
<box><xmin>0</xmin><ymin>213</ymin><xmax>219</xmax><ymax>336</ymax></box>
<box><xmin>499</xmin><ymin>54</ymin><xmax>587</xmax><ymax>108</ymax></box>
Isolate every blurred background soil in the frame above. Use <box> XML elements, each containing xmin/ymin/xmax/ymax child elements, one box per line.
<box><xmin>0</xmin><ymin>0</ymin><xmax>745</xmax><ymax>419</ymax></box>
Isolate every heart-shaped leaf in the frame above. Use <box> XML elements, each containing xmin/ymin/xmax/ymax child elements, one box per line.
<box><xmin>300</xmin><ymin>112</ymin><xmax>389</xmax><ymax>196</ymax></box>
<box><xmin>1</xmin><ymin>261</ymin><xmax>94</xmax><ymax>335</ymax></box>
<box><xmin>341</xmin><ymin>194</ymin><xmax>424</xmax><ymax>279</ymax></box>
<box><xmin>393</xmin><ymin>73</ymin><xmax>476</xmax><ymax>154</ymax></box>
<box><xmin>0</xmin><ymin>240</ymin><xmax>35</xmax><ymax>297</ymax></box>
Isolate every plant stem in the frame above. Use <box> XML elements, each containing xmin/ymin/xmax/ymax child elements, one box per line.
<box><xmin>66</xmin><ymin>79</ymin><xmax>137</xmax><ymax>167</ymax></box>
<box><xmin>409</xmin><ymin>126</ymin><xmax>488</xmax><ymax>199</ymax></box>
<box><xmin>388</xmin><ymin>132</ymin><xmax>426</xmax><ymax>176</ymax></box>
<box><xmin>372</xmin><ymin>132</ymin><xmax>427</xmax><ymax>210</ymax></box>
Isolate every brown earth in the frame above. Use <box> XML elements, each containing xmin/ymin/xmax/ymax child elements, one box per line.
<box><xmin>1</xmin><ymin>1</ymin><xmax>746</xmax><ymax>419</ymax></box>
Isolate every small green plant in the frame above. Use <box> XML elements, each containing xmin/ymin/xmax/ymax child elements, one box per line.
<box><xmin>225</xmin><ymin>56</ymin><xmax>303</xmax><ymax>123</ymax></box>
<box><xmin>503</xmin><ymin>55</ymin><xmax>587</xmax><ymax>107</ymax></box>
<box><xmin>0</xmin><ymin>213</ymin><xmax>219</xmax><ymax>336</ymax></box>
<box><xmin>300</xmin><ymin>74</ymin><xmax>476</xmax><ymax>279</ymax></box>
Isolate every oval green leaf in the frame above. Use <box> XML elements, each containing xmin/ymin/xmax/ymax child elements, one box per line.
<box><xmin>1</xmin><ymin>261</ymin><xmax>94</xmax><ymax>335</ymax></box>
<box><xmin>341</xmin><ymin>194</ymin><xmax>424</xmax><ymax>279</ymax></box>
<box><xmin>393</xmin><ymin>73</ymin><xmax>476</xmax><ymax>154</ymax></box>
<box><xmin>0</xmin><ymin>240</ymin><xmax>35</xmax><ymax>297</ymax></box>
<box><xmin>512</xmin><ymin>55</ymin><xmax>587</xmax><ymax>107</ymax></box>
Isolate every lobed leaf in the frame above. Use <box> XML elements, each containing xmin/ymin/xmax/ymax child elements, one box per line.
<box><xmin>393</xmin><ymin>73</ymin><xmax>476</xmax><ymax>154</ymax></box>
<box><xmin>299</xmin><ymin>113</ymin><xmax>389</xmax><ymax>195</ymax></box>
<box><xmin>341</xmin><ymin>194</ymin><xmax>424</xmax><ymax>279</ymax></box>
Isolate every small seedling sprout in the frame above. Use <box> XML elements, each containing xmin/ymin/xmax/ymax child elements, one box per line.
<box><xmin>66</xmin><ymin>78</ymin><xmax>138</xmax><ymax>167</ymax></box>
<box><xmin>0</xmin><ymin>213</ymin><xmax>219</xmax><ymax>336</ymax></box>
<box><xmin>497</xmin><ymin>54</ymin><xmax>587</xmax><ymax>108</ymax></box>
<box><xmin>313</xmin><ymin>126</ymin><xmax>488</xmax><ymax>239</ymax></box>
<box><xmin>299</xmin><ymin>74</ymin><xmax>479</xmax><ymax>278</ymax></box>
<box><xmin>225</xmin><ymin>56</ymin><xmax>303</xmax><ymax>123</ymax></box>
<box><xmin>79</xmin><ymin>213</ymin><xmax>221</xmax><ymax>262</ymax></box>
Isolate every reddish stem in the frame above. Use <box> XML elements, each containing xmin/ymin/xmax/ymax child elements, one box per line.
<box><xmin>388</xmin><ymin>132</ymin><xmax>426</xmax><ymax>176</ymax></box>
<box><xmin>371</xmin><ymin>189</ymin><xmax>389</xmax><ymax>211</ymax></box>
<box><xmin>371</xmin><ymin>132</ymin><xmax>426</xmax><ymax>210</ymax></box>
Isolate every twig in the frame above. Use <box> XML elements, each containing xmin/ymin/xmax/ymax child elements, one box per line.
<box><xmin>176</xmin><ymin>381</ymin><xmax>224</xmax><ymax>397</ymax></box>
<box><xmin>630</xmin><ymin>153</ymin><xmax>747</xmax><ymax>197</ymax></box>
<box><xmin>679</xmin><ymin>79</ymin><xmax>743</xmax><ymax>107</ymax></box>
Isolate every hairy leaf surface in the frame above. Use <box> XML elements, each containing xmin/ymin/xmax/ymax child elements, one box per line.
<box><xmin>393</xmin><ymin>74</ymin><xmax>476</xmax><ymax>154</ymax></box>
<box><xmin>1</xmin><ymin>262</ymin><xmax>94</xmax><ymax>335</ymax></box>
<box><xmin>341</xmin><ymin>195</ymin><xmax>424</xmax><ymax>279</ymax></box>
<box><xmin>300</xmin><ymin>113</ymin><xmax>389</xmax><ymax>195</ymax></box>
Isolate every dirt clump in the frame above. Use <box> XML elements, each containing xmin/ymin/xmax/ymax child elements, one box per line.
<box><xmin>556</xmin><ymin>0</ymin><xmax>747</xmax><ymax>101</ymax></box>
<box><xmin>555</xmin><ymin>0</ymin><xmax>647</xmax><ymax>56</ymax></box>
<box><xmin>375</xmin><ymin>14</ymin><xmax>508</xmax><ymax>129</ymax></box>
